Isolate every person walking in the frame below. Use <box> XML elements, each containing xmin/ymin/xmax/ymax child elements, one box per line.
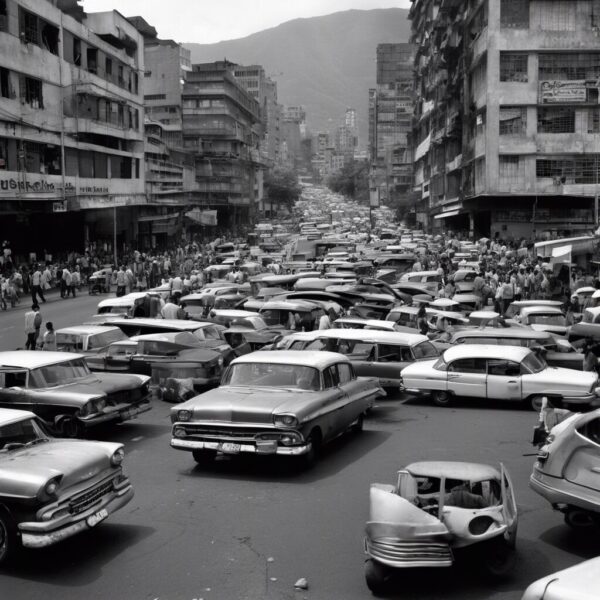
<box><xmin>24</xmin><ymin>304</ymin><xmax>41</xmax><ymax>350</ymax></box>
<box><xmin>41</xmin><ymin>321</ymin><xmax>57</xmax><ymax>351</ymax></box>
<box><xmin>31</xmin><ymin>265</ymin><xmax>46</xmax><ymax>304</ymax></box>
<box><xmin>60</xmin><ymin>266</ymin><xmax>71</xmax><ymax>299</ymax></box>
<box><xmin>70</xmin><ymin>267</ymin><xmax>80</xmax><ymax>297</ymax></box>
<box><xmin>116</xmin><ymin>266</ymin><xmax>126</xmax><ymax>297</ymax></box>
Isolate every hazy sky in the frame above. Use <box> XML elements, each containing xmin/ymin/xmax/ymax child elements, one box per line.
<box><xmin>81</xmin><ymin>0</ymin><xmax>412</xmax><ymax>44</ymax></box>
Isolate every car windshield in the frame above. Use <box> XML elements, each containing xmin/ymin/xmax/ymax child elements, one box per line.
<box><xmin>433</xmin><ymin>357</ymin><xmax>448</xmax><ymax>371</ymax></box>
<box><xmin>0</xmin><ymin>417</ymin><xmax>49</xmax><ymax>451</ymax></box>
<box><xmin>413</xmin><ymin>341</ymin><xmax>439</xmax><ymax>359</ymax></box>
<box><xmin>528</xmin><ymin>314</ymin><xmax>566</xmax><ymax>326</ymax></box>
<box><xmin>88</xmin><ymin>329</ymin><xmax>127</xmax><ymax>349</ymax></box>
<box><xmin>522</xmin><ymin>352</ymin><xmax>546</xmax><ymax>373</ymax></box>
<box><xmin>28</xmin><ymin>358</ymin><xmax>91</xmax><ymax>387</ymax></box>
<box><xmin>182</xmin><ymin>300</ymin><xmax>204</xmax><ymax>314</ymax></box>
<box><xmin>223</xmin><ymin>363</ymin><xmax>321</xmax><ymax>390</ymax></box>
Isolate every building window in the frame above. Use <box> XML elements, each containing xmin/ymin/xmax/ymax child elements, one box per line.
<box><xmin>19</xmin><ymin>76</ymin><xmax>43</xmax><ymax>109</ymax></box>
<box><xmin>0</xmin><ymin>137</ymin><xmax>8</xmax><ymax>170</ymax></box>
<box><xmin>539</xmin><ymin>53</ymin><xmax>600</xmax><ymax>81</ymax></box>
<box><xmin>499</xmin><ymin>156</ymin><xmax>524</xmax><ymax>185</ymax></box>
<box><xmin>86</xmin><ymin>48</ymin><xmax>98</xmax><ymax>74</ymax></box>
<box><xmin>500</xmin><ymin>53</ymin><xmax>528</xmax><ymax>82</ymax></box>
<box><xmin>536</xmin><ymin>157</ymin><xmax>600</xmax><ymax>184</ymax></box>
<box><xmin>500</xmin><ymin>106</ymin><xmax>527</xmax><ymax>135</ymax></box>
<box><xmin>0</xmin><ymin>1</ymin><xmax>7</xmax><ymax>33</ymax></box>
<box><xmin>20</xmin><ymin>9</ymin><xmax>38</xmax><ymax>45</ymax></box>
<box><xmin>144</xmin><ymin>94</ymin><xmax>167</xmax><ymax>101</ymax></box>
<box><xmin>144</xmin><ymin>70</ymin><xmax>152</xmax><ymax>77</ymax></box>
<box><xmin>133</xmin><ymin>72</ymin><xmax>138</xmax><ymax>94</ymax></box>
<box><xmin>106</xmin><ymin>58</ymin><xmax>113</xmax><ymax>77</ymax></box>
<box><xmin>589</xmin><ymin>108</ymin><xmax>600</xmax><ymax>133</ymax></box>
<box><xmin>73</xmin><ymin>37</ymin><xmax>81</xmax><ymax>66</ymax></box>
<box><xmin>0</xmin><ymin>67</ymin><xmax>12</xmax><ymax>99</ymax></box>
<box><xmin>537</xmin><ymin>107</ymin><xmax>575</xmax><ymax>133</ymax></box>
<box><xmin>501</xmin><ymin>0</ymin><xmax>529</xmax><ymax>29</ymax></box>
<box><xmin>531</xmin><ymin>1</ymin><xmax>579</xmax><ymax>31</ymax></box>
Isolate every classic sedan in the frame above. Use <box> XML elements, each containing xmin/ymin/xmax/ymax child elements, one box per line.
<box><xmin>0</xmin><ymin>351</ymin><xmax>151</xmax><ymax>437</ymax></box>
<box><xmin>0</xmin><ymin>408</ymin><xmax>133</xmax><ymax>563</ymax></box>
<box><xmin>55</xmin><ymin>325</ymin><xmax>128</xmax><ymax>353</ymax></box>
<box><xmin>400</xmin><ymin>345</ymin><xmax>600</xmax><ymax>410</ymax></box>
<box><xmin>170</xmin><ymin>351</ymin><xmax>386</xmax><ymax>466</ymax></box>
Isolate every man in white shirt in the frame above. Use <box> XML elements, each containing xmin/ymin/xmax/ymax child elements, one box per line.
<box><xmin>31</xmin><ymin>266</ymin><xmax>46</xmax><ymax>304</ymax></box>
<box><xmin>161</xmin><ymin>300</ymin><xmax>180</xmax><ymax>320</ymax></box>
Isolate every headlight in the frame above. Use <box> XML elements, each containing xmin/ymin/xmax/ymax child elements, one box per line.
<box><xmin>468</xmin><ymin>516</ymin><xmax>495</xmax><ymax>535</ymax></box>
<box><xmin>273</xmin><ymin>414</ymin><xmax>299</xmax><ymax>428</ymax></box>
<box><xmin>173</xmin><ymin>426</ymin><xmax>186</xmax><ymax>438</ymax></box>
<box><xmin>178</xmin><ymin>410</ymin><xmax>192</xmax><ymax>422</ymax></box>
<box><xmin>45</xmin><ymin>479</ymin><xmax>59</xmax><ymax>496</ymax></box>
<box><xmin>111</xmin><ymin>448</ymin><xmax>125</xmax><ymax>466</ymax></box>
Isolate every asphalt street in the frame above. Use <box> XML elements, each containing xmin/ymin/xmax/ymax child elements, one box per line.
<box><xmin>0</xmin><ymin>292</ymin><xmax>596</xmax><ymax>600</ymax></box>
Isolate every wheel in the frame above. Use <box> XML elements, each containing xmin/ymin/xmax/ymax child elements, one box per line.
<box><xmin>564</xmin><ymin>508</ymin><xmax>597</xmax><ymax>529</ymax></box>
<box><xmin>432</xmin><ymin>390</ymin><xmax>452</xmax><ymax>407</ymax></box>
<box><xmin>192</xmin><ymin>449</ymin><xmax>217</xmax><ymax>465</ymax></box>
<box><xmin>482</xmin><ymin>540</ymin><xmax>516</xmax><ymax>578</ymax></box>
<box><xmin>57</xmin><ymin>416</ymin><xmax>85</xmax><ymax>438</ymax></box>
<box><xmin>298</xmin><ymin>431</ymin><xmax>321</xmax><ymax>469</ymax></box>
<box><xmin>351</xmin><ymin>413</ymin><xmax>364</xmax><ymax>433</ymax></box>
<box><xmin>0</xmin><ymin>511</ymin><xmax>17</xmax><ymax>567</ymax></box>
<box><xmin>528</xmin><ymin>396</ymin><xmax>545</xmax><ymax>412</ymax></box>
<box><xmin>364</xmin><ymin>558</ymin><xmax>390</xmax><ymax>595</ymax></box>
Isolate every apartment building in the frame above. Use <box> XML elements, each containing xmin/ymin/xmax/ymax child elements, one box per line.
<box><xmin>368</xmin><ymin>43</ymin><xmax>416</xmax><ymax>211</ymax></box>
<box><xmin>182</xmin><ymin>60</ymin><xmax>264</xmax><ymax>230</ymax></box>
<box><xmin>0</xmin><ymin>0</ymin><xmax>145</xmax><ymax>254</ymax></box>
<box><xmin>410</xmin><ymin>0</ymin><xmax>600</xmax><ymax>238</ymax></box>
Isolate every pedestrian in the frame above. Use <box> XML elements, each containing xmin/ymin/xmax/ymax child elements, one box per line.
<box><xmin>24</xmin><ymin>304</ymin><xmax>40</xmax><ymax>350</ymax></box>
<box><xmin>41</xmin><ymin>321</ymin><xmax>57</xmax><ymax>351</ymax></box>
<box><xmin>31</xmin><ymin>265</ymin><xmax>46</xmax><ymax>304</ymax></box>
<box><xmin>70</xmin><ymin>267</ymin><xmax>80</xmax><ymax>297</ymax></box>
<box><xmin>116</xmin><ymin>266</ymin><xmax>126</xmax><ymax>297</ymax></box>
<box><xmin>318</xmin><ymin>310</ymin><xmax>332</xmax><ymax>330</ymax></box>
<box><xmin>416</xmin><ymin>303</ymin><xmax>428</xmax><ymax>336</ymax></box>
<box><xmin>60</xmin><ymin>266</ymin><xmax>71</xmax><ymax>298</ymax></box>
<box><xmin>161</xmin><ymin>299</ymin><xmax>180</xmax><ymax>320</ymax></box>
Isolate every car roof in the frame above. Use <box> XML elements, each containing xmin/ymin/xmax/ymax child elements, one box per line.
<box><xmin>509</xmin><ymin>300</ymin><xmax>563</xmax><ymax>308</ymax></box>
<box><xmin>231</xmin><ymin>350</ymin><xmax>348</xmax><ymax>369</ymax></box>
<box><xmin>56</xmin><ymin>325</ymin><xmax>121</xmax><ymax>335</ymax></box>
<box><xmin>453</xmin><ymin>328</ymin><xmax>550</xmax><ymax>340</ymax></box>
<box><xmin>406</xmin><ymin>461</ymin><xmax>501</xmax><ymax>482</ymax></box>
<box><xmin>443</xmin><ymin>345</ymin><xmax>531</xmax><ymax>362</ymax></box>
<box><xmin>211</xmin><ymin>309</ymin><xmax>258</xmax><ymax>317</ymax></box>
<box><xmin>520</xmin><ymin>306</ymin><xmax>564</xmax><ymax>315</ymax></box>
<box><xmin>102</xmin><ymin>318</ymin><xmax>212</xmax><ymax>330</ymax></box>
<box><xmin>0</xmin><ymin>351</ymin><xmax>85</xmax><ymax>368</ymax></box>
<box><xmin>260</xmin><ymin>300</ymin><xmax>318</xmax><ymax>310</ymax></box>
<box><xmin>0</xmin><ymin>407</ymin><xmax>36</xmax><ymax>426</ymax></box>
<box><xmin>314</xmin><ymin>329</ymin><xmax>427</xmax><ymax>345</ymax></box>
<box><xmin>129</xmin><ymin>332</ymin><xmax>195</xmax><ymax>343</ymax></box>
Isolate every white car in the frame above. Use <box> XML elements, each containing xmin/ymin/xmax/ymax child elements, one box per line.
<box><xmin>400</xmin><ymin>345</ymin><xmax>599</xmax><ymax>410</ymax></box>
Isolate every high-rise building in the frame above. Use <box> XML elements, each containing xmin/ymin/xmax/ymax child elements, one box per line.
<box><xmin>0</xmin><ymin>0</ymin><xmax>145</xmax><ymax>254</ymax></box>
<box><xmin>368</xmin><ymin>43</ymin><xmax>416</xmax><ymax>211</ymax></box>
<box><xmin>410</xmin><ymin>0</ymin><xmax>600</xmax><ymax>238</ymax></box>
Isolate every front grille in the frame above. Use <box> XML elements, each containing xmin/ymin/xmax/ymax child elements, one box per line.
<box><xmin>367</xmin><ymin>539</ymin><xmax>452</xmax><ymax>565</ymax></box>
<box><xmin>107</xmin><ymin>388</ymin><xmax>142</xmax><ymax>406</ymax></box>
<box><xmin>183</xmin><ymin>424</ymin><xmax>267</xmax><ymax>442</ymax></box>
<box><xmin>69</xmin><ymin>479</ymin><xmax>115</xmax><ymax>515</ymax></box>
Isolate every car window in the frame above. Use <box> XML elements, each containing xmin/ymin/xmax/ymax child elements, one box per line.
<box><xmin>337</xmin><ymin>363</ymin><xmax>353</xmax><ymax>384</ymax></box>
<box><xmin>578</xmin><ymin>417</ymin><xmax>600</xmax><ymax>445</ymax></box>
<box><xmin>377</xmin><ymin>344</ymin><xmax>410</xmax><ymax>362</ymax></box>
<box><xmin>0</xmin><ymin>370</ymin><xmax>27</xmax><ymax>388</ymax></box>
<box><xmin>448</xmin><ymin>358</ymin><xmax>487</xmax><ymax>374</ymax></box>
<box><xmin>412</xmin><ymin>341</ymin><xmax>438</xmax><ymax>359</ymax></box>
<box><xmin>56</xmin><ymin>333</ymin><xmax>84</xmax><ymax>351</ymax></box>
<box><xmin>487</xmin><ymin>360</ymin><xmax>521</xmax><ymax>377</ymax></box>
<box><xmin>323</xmin><ymin>367</ymin><xmax>333</xmax><ymax>388</ymax></box>
<box><xmin>326</xmin><ymin>365</ymin><xmax>340</xmax><ymax>386</ymax></box>
<box><xmin>497</xmin><ymin>338</ymin><xmax>527</xmax><ymax>347</ymax></box>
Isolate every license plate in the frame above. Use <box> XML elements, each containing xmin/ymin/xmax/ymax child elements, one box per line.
<box><xmin>86</xmin><ymin>508</ymin><xmax>108</xmax><ymax>528</ymax></box>
<box><xmin>220</xmin><ymin>442</ymin><xmax>241</xmax><ymax>454</ymax></box>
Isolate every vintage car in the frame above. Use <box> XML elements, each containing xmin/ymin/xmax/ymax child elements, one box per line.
<box><xmin>530</xmin><ymin>408</ymin><xmax>600</xmax><ymax>528</ymax></box>
<box><xmin>259</xmin><ymin>299</ymin><xmax>325</xmax><ymax>331</ymax></box>
<box><xmin>332</xmin><ymin>318</ymin><xmax>406</xmax><ymax>332</ymax></box>
<box><xmin>451</xmin><ymin>293</ymin><xmax>483</xmax><ymax>314</ymax></box>
<box><xmin>400</xmin><ymin>345</ymin><xmax>600</xmax><ymax>410</ymax></box>
<box><xmin>364</xmin><ymin>461</ymin><xmax>518</xmax><ymax>594</ymax></box>
<box><xmin>92</xmin><ymin>292</ymin><xmax>162</xmax><ymax>320</ymax></box>
<box><xmin>0</xmin><ymin>408</ymin><xmax>134</xmax><ymax>563</ymax></box>
<box><xmin>521</xmin><ymin>557</ymin><xmax>600</xmax><ymax>600</ymax></box>
<box><xmin>55</xmin><ymin>325</ymin><xmax>128</xmax><ymax>354</ymax></box>
<box><xmin>512</xmin><ymin>306</ymin><xmax>568</xmax><ymax>336</ymax></box>
<box><xmin>304</xmin><ymin>329</ymin><xmax>439</xmax><ymax>388</ymax></box>
<box><xmin>0</xmin><ymin>351</ymin><xmax>151</xmax><ymax>437</ymax></box>
<box><xmin>399</xmin><ymin>270</ymin><xmax>442</xmax><ymax>292</ymax></box>
<box><xmin>179</xmin><ymin>287</ymin><xmax>245</xmax><ymax>318</ymax></box>
<box><xmin>452</xmin><ymin>269</ymin><xmax>477</xmax><ymax>293</ymax></box>
<box><xmin>504</xmin><ymin>300</ymin><xmax>564</xmax><ymax>319</ymax></box>
<box><xmin>170</xmin><ymin>351</ymin><xmax>386</xmax><ymax>466</ymax></box>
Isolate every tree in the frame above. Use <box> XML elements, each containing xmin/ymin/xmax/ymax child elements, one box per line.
<box><xmin>326</xmin><ymin>159</ymin><xmax>369</xmax><ymax>204</ymax></box>
<box><xmin>264</xmin><ymin>167</ymin><xmax>302</xmax><ymax>208</ymax></box>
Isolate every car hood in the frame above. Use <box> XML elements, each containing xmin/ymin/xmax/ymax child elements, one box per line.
<box><xmin>173</xmin><ymin>386</ymin><xmax>318</xmax><ymax>424</ymax></box>
<box><xmin>0</xmin><ymin>439</ymin><xmax>121</xmax><ymax>499</ymax></box>
<box><xmin>400</xmin><ymin>359</ymin><xmax>439</xmax><ymax>377</ymax></box>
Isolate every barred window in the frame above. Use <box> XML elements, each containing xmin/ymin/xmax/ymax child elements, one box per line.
<box><xmin>589</xmin><ymin>108</ymin><xmax>600</xmax><ymax>133</ymax></box>
<box><xmin>500</xmin><ymin>53</ymin><xmax>528</xmax><ymax>82</ymax></box>
<box><xmin>537</xmin><ymin>107</ymin><xmax>575</xmax><ymax>133</ymax></box>
<box><xmin>501</xmin><ymin>0</ymin><xmax>529</xmax><ymax>29</ymax></box>
<box><xmin>536</xmin><ymin>157</ymin><xmax>600</xmax><ymax>183</ymax></box>
<box><xmin>500</xmin><ymin>107</ymin><xmax>527</xmax><ymax>135</ymax></box>
<box><xmin>499</xmin><ymin>156</ymin><xmax>524</xmax><ymax>184</ymax></box>
<box><xmin>539</xmin><ymin>53</ymin><xmax>600</xmax><ymax>81</ymax></box>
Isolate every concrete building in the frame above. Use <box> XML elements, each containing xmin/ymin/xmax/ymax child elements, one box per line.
<box><xmin>182</xmin><ymin>60</ymin><xmax>264</xmax><ymax>231</ymax></box>
<box><xmin>0</xmin><ymin>0</ymin><xmax>145</xmax><ymax>255</ymax></box>
<box><xmin>410</xmin><ymin>0</ymin><xmax>600</xmax><ymax>238</ymax></box>
<box><xmin>368</xmin><ymin>43</ymin><xmax>416</xmax><ymax>212</ymax></box>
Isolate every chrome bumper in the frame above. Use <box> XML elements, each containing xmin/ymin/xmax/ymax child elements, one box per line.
<box><xmin>530</xmin><ymin>472</ymin><xmax>600</xmax><ymax>513</ymax></box>
<box><xmin>364</xmin><ymin>537</ymin><xmax>453</xmax><ymax>568</ymax></box>
<box><xmin>170</xmin><ymin>437</ymin><xmax>311</xmax><ymax>456</ymax></box>
<box><xmin>19</xmin><ymin>484</ymin><xmax>134</xmax><ymax>549</ymax></box>
<box><xmin>80</xmin><ymin>398</ymin><xmax>152</xmax><ymax>428</ymax></box>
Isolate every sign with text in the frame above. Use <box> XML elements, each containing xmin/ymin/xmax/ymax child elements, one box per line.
<box><xmin>540</xmin><ymin>80</ymin><xmax>587</xmax><ymax>103</ymax></box>
<box><xmin>52</xmin><ymin>200</ymin><xmax>67</xmax><ymax>212</ymax></box>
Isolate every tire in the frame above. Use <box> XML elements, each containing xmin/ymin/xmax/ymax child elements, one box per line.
<box><xmin>564</xmin><ymin>508</ymin><xmax>597</xmax><ymax>529</ymax></box>
<box><xmin>432</xmin><ymin>390</ymin><xmax>452</xmax><ymax>407</ymax></box>
<box><xmin>298</xmin><ymin>430</ymin><xmax>321</xmax><ymax>469</ymax></box>
<box><xmin>364</xmin><ymin>558</ymin><xmax>390</xmax><ymax>595</ymax></box>
<box><xmin>57</xmin><ymin>416</ymin><xmax>85</xmax><ymax>439</ymax></box>
<box><xmin>0</xmin><ymin>511</ymin><xmax>17</xmax><ymax>567</ymax></box>
<box><xmin>351</xmin><ymin>413</ymin><xmax>364</xmax><ymax>433</ymax></box>
<box><xmin>528</xmin><ymin>396</ymin><xmax>545</xmax><ymax>412</ymax></box>
<box><xmin>192</xmin><ymin>449</ymin><xmax>217</xmax><ymax>465</ymax></box>
<box><xmin>482</xmin><ymin>540</ymin><xmax>516</xmax><ymax>578</ymax></box>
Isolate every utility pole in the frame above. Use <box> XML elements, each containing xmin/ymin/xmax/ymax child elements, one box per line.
<box><xmin>113</xmin><ymin>203</ymin><xmax>117</xmax><ymax>267</ymax></box>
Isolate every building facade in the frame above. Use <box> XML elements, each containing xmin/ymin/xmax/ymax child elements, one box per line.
<box><xmin>368</xmin><ymin>43</ymin><xmax>416</xmax><ymax>212</ymax></box>
<box><xmin>0</xmin><ymin>0</ymin><xmax>145</xmax><ymax>255</ymax></box>
<box><xmin>410</xmin><ymin>0</ymin><xmax>600</xmax><ymax>238</ymax></box>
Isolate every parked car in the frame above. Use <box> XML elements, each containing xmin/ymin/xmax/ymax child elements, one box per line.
<box><xmin>0</xmin><ymin>351</ymin><xmax>151</xmax><ymax>437</ymax></box>
<box><xmin>400</xmin><ymin>345</ymin><xmax>600</xmax><ymax>410</ymax></box>
<box><xmin>92</xmin><ymin>292</ymin><xmax>162</xmax><ymax>320</ymax></box>
<box><xmin>170</xmin><ymin>351</ymin><xmax>386</xmax><ymax>466</ymax></box>
<box><xmin>0</xmin><ymin>407</ymin><xmax>134</xmax><ymax>564</ymax></box>
<box><xmin>504</xmin><ymin>300</ymin><xmax>564</xmax><ymax>319</ymax></box>
<box><xmin>452</xmin><ymin>270</ymin><xmax>477</xmax><ymax>293</ymax></box>
<box><xmin>364</xmin><ymin>461</ymin><xmax>518</xmax><ymax>594</ymax></box>
<box><xmin>55</xmin><ymin>325</ymin><xmax>128</xmax><ymax>354</ymax></box>
<box><xmin>521</xmin><ymin>557</ymin><xmax>600</xmax><ymax>600</ymax></box>
<box><xmin>513</xmin><ymin>306</ymin><xmax>568</xmax><ymax>336</ymax></box>
<box><xmin>259</xmin><ymin>299</ymin><xmax>325</xmax><ymax>331</ymax></box>
<box><xmin>304</xmin><ymin>329</ymin><xmax>439</xmax><ymax>388</ymax></box>
<box><xmin>530</xmin><ymin>408</ymin><xmax>600</xmax><ymax>528</ymax></box>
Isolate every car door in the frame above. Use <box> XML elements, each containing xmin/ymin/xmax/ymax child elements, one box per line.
<box><xmin>486</xmin><ymin>359</ymin><xmax>522</xmax><ymax>401</ymax></box>
<box><xmin>0</xmin><ymin>370</ymin><xmax>33</xmax><ymax>411</ymax></box>
<box><xmin>563</xmin><ymin>416</ymin><xmax>600</xmax><ymax>492</ymax></box>
<box><xmin>336</xmin><ymin>362</ymin><xmax>371</xmax><ymax>425</ymax></box>
<box><xmin>500</xmin><ymin>463</ymin><xmax>518</xmax><ymax>546</ymax></box>
<box><xmin>370</xmin><ymin>343</ymin><xmax>407</xmax><ymax>387</ymax></box>
<box><xmin>105</xmin><ymin>346</ymin><xmax>135</xmax><ymax>372</ymax></box>
<box><xmin>320</xmin><ymin>365</ymin><xmax>349</xmax><ymax>441</ymax></box>
<box><xmin>446</xmin><ymin>358</ymin><xmax>487</xmax><ymax>398</ymax></box>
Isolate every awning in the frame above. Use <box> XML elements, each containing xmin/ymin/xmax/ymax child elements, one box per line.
<box><xmin>138</xmin><ymin>213</ymin><xmax>179</xmax><ymax>222</ymax></box>
<box><xmin>434</xmin><ymin>209</ymin><xmax>461</xmax><ymax>220</ymax></box>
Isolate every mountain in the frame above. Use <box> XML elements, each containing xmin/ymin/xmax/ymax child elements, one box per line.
<box><xmin>184</xmin><ymin>8</ymin><xmax>411</xmax><ymax>145</ymax></box>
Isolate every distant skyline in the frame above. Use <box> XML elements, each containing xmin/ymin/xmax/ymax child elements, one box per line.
<box><xmin>81</xmin><ymin>0</ymin><xmax>411</xmax><ymax>44</ymax></box>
